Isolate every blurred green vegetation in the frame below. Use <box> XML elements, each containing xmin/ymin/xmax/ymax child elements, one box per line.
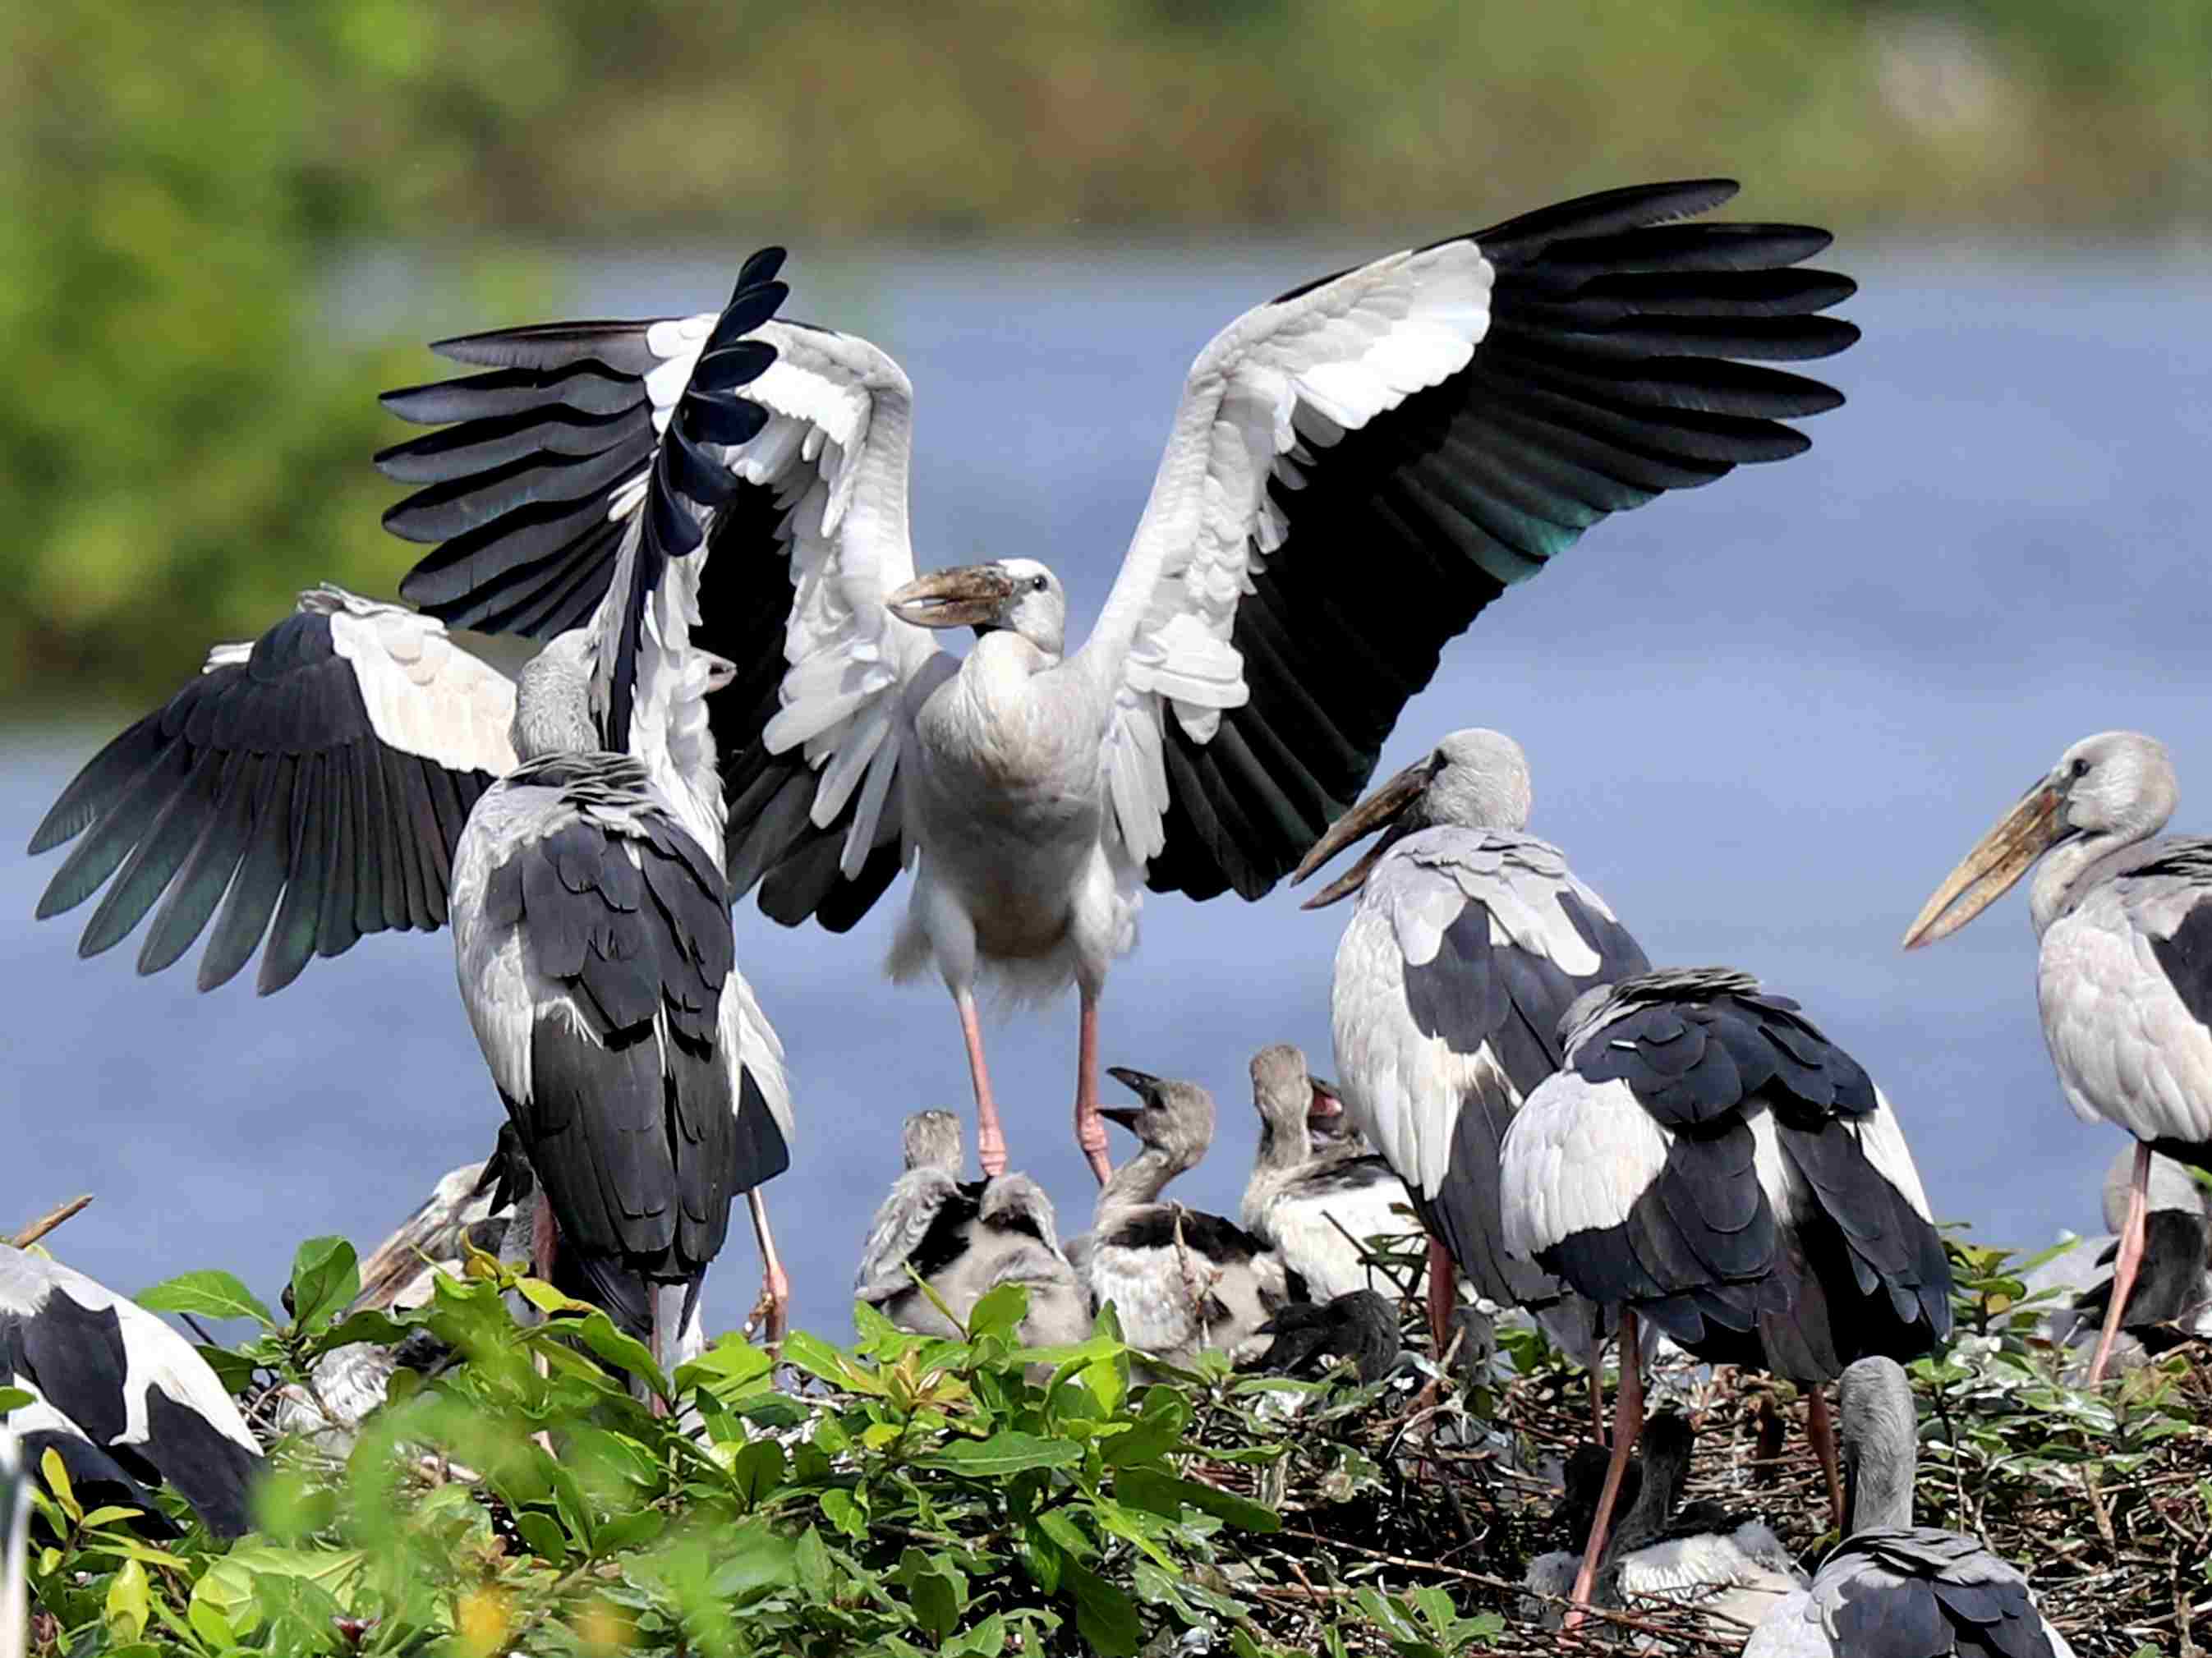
<box><xmin>2</xmin><ymin>0</ymin><xmax>2208</xmax><ymax>707</ymax></box>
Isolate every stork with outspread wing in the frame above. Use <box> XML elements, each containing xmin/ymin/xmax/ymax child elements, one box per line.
<box><xmin>380</xmin><ymin>181</ymin><xmax>1859</xmax><ymax>1186</ymax></box>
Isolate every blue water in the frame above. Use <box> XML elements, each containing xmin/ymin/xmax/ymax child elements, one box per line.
<box><xmin>7</xmin><ymin>241</ymin><xmax>2212</xmax><ymax>1341</ymax></box>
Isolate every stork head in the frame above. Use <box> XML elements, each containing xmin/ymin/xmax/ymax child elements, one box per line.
<box><xmin>1249</xmin><ymin>1043</ymin><xmax>1345</xmax><ymax>1150</ymax></box>
<box><xmin>1902</xmin><ymin>730</ymin><xmax>2176</xmax><ymax>948</ymax></box>
<box><xmin>512</xmin><ymin>629</ymin><xmax>600</xmax><ymax>760</ymax></box>
<box><xmin>885</xmin><ymin>558</ymin><xmax>1066</xmax><ymax>657</ymax></box>
<box><xmin>899</xmin><ymin>1109</ymin><xmax>963</xmax><ymax>1176</ymax></box>
<box><xmin>1100</xmin><ymin>1066</ymin><xmax>1215</xmax><ymax>1173</ymax></box>
<box><xmin>1289</xmin><ymin>728</ymin><xmax>1532</xmax><ymax>908</ymax></box>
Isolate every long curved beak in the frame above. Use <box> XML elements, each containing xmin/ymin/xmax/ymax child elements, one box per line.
<box><xmin>1901</xmin><ymin>777</ymin><xmax>2068</xmax><ymax>948</ymax></box>
<box><xmin>1106</xmin><ymin>1064</ymin><xmax>1161</xmax><ymax>1100</ymax></box>
<box><xmin>1290</xmin><ymin>756</ymin><xmax>1434</xmax><ymax>909</ymax></box>
<box><xmin>1098</xmin><ymin>1106</ymin><xmax>1143</xmax><ymax>1135</ymax></box>
<box><xmin>885</xmin><ymin>565</ymin><xmax>1014</xmax><ymax>629</ymax></box>
<box><xmin>701</xmin><ymin>650</ymin><xmax>738</xmax><ymax>695</ymax></box>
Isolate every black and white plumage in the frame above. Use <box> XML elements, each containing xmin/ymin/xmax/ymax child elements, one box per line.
<box><xmin>1524</xmin><ymin>1412</ymin><xmax>1805</xmax><ymax>1632</ymax></box>
<box><xmin>853</xmin><ymin>1111</ymin><xmax>1091</xmax><ymax>1348</ymax></box>
<box><xmin>1241</xmin><ymin>1044</ymin><xmax>1426</xmax><ymax>1304</ymax></box>
<box><xmin>1499</xmin><ymin>967</ymin><xmax>1952</xmax><ymax>1619</ymax></box>
<box><xmin>0</xmin><ymin>1247</ymin><xmax>260</xmax><ymax>1539</ymax></box>
<box><xmin>1744</xmin><ymin>1357</ymin><xmax>2074</xmax><ymax>1658</ymax></box>
<box><xmin>27</xmin><ymin>255</ymin><xmax>802</xmax><ymax>1345</ymax></box>
<box><xmin>1906</xmin><ymin>730</ymin><xmax>2212</xmax><ymax>1384</ymax></box>
<box><xmin>2023</xmin><ymin>1145</ymin><xmax>2211</xmax><ymax>1361</ymax></box>
<box><xmin>1290</xmin><ymin>728</ymin><xmax>1648</xmax><ymax>1373</ymax></box>
<box><xmin>1069</xmin><ymin>1069</ymin><xmax>1306</xmax><ymax>1371</ymax></box>
<box><xmin>375</xmin><ymin>181</ymin><xmax>1858</xmax><ymax>1188</ymax></box>
<box><xmin>451</xmin><ymin>634</ymin><xmax>779</xmax><ymax>1362</ymax></box>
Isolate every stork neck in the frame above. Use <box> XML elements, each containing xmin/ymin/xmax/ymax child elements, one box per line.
<box><xmin>1250</xmin><ymin>1110</ymin><xmax>1306</xmax><ymax>1178</ymax></box>
<box><xmin>2029</xmin><ymin>829</ymin><xmax>2143</xmax><ymax>935</ymax></box>
<box><xmin>1841</xmin><ymin>1419</ymin><xmax>1914</xmax><ymax>1536</ymax></box>
<box><xmin>1094</xmin><ymin>1141</ymin><xmax>1187</xmax><ymax>1216</ymax></box>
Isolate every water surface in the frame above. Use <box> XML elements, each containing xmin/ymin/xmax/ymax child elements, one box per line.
<box><xmin>8</xmin><ymin>242</ymin><xmax>2210</xmax><ymax>1339</ymax></box>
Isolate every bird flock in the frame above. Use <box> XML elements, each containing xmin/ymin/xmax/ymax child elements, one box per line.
<box><xmin>13</xmin><ymin>175</ymin><xmax>2206</xmax><ymax>1651</ymax></box>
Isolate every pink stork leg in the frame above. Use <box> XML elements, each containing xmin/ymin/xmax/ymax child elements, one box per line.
<box><xmin>1424</xmin><ymin>1237</ymin><xmax>1456</xmax><ymax>1361</ymax></box>
<box><xmin>1074</xmin><ymin>988</ymin><xmax>1111</xmax><ymax>1186</ymax></box>
<box><xmin>956</xmin><ymin>987</ymin><xmax>1009</xmax><ymax>1178</ymax></box>
<box><xmin>1807</xmin><ymin>1385</ymin><xmax>1844</xmax><ymax>1531</ymax></box>
<box><xmin>746</xmin><ymin>1188</ymin><xmax>791</xmax><ymax>1348</ymax></box>
<box><xmin>1564</xmin><ymin>1309</ymin><xmax>1644</xmax><ymax>1628</ymax></box>
<box><xmin>2089</xmin><ymin>1141</ymin><xmax>2153</xmax><ymax>1385</ymax></box>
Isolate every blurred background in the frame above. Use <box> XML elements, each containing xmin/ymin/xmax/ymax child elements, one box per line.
<box><xmin>4</xmin><ymin>0</ymin><xmax>2210</xmax><ymax>1335</ymax></box>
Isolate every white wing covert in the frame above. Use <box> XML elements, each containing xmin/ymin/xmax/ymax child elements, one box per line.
<box><xmin>1073</xmin><ymin>181</ymin><xmax>1856</xmax><ymax>902</ymax></box>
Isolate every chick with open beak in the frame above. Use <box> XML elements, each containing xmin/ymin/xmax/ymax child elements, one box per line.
<box><xmin>1902</xmin><ymin>729</ymin><xmax>2211</xmax><ymax>1385</ymax></box>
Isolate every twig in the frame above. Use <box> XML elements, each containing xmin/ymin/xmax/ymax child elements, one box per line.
<box><xmin>9</xmin><ymin>1195</ymin><xmax>91</xmax><ymax>1248</ymax></box>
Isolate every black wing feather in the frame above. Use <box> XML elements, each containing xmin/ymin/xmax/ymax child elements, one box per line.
<box><xmin>1149</xmin><ymin>180</ymin><xmax>1856</xmax><ymax>901</ymax></box>
<box><xmin>26</xmin><ymin>607</ymin><xmax>501</xmax><ymax>994</ymax></box>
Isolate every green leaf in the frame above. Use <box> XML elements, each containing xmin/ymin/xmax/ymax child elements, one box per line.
<box><xmin>136</xmin><ymin>1270</ymin><xmax>276</xmax><ymax>1327</ymax></box>
<box><xmin>39</xmin><ymin>1449</ymin><xmax>80</xmax><ymax>1522</ymax></box>
<box><xmin>516</xmin><ymin>1279</ymin><xmax>671</xmax><ymax>1397</ymax></box>
<box><xmin>793</xmin><ymin>1526</ymin><xmax>833</xmax><ymax>1599</ymax></box>
<box><xmin>105</xmin><ymin>1557</ymin><xmax>150</xmax><ymax>1641</ymax></box>
<box><xmin>1099</xmin><ymin>1386</ymin><xmax>1189</xmax><ymax>1467</ymax></box>
<box><xmin>79</xmin><ymin>1504</ymin><xmax>147</xmax><ymax>1530</ymax></box>
<box><xmin>674</xmin><ymin>1334</ymin><xmax>775</xmax><ymax>1404</ymax></box>
<box><xmin>595</xmin><ymin>1508</ymin><xmax>668</xmax><ymax>1555</ymax></box>
<box><xmin>1115</xmin><ymin>1466</ymin><xmax>1279</xmax><ymax>1532</ymax></box>
<box><xmin>287</xmin><ymin>1235</ymin><xmax>360</xmax><ymax>1330</ymax></box>
<box><xmin>924</xmin><ymin>1432</ymin><xmax>1083</xmax><ymax>1477</ymax></box>
<box><xmin>819</xmin><ymin>1486</ymin><xmax>867</xmax><ymax>1540</ymax></box>
<box><xmin>965</xmin><ymin>1282</ymin><xmax>1030</xmax><ymax>1343</ymax></box>
<box><xmin>0</xmin><ymin>1386</ymin><xmax>34</xmax><ymax>1415</ymax></box>
<box><xmin>709</xmin><ymin>1525</ymin><xmax>798</xmax><ymax>1601</ymax></box>
<box><xmin>730</xmin><ymin>1438</ymin><xmax>787</xmax><ymax>1509</ymax></box>
<box><xmin>1062</xmin><ymin>1556</ymin><xmax>1141</xmax><ymax>1658</ymax></box>
<box><xmin>782</xmin><ymin>1330</ymin><xmax>882</xmax><ymax>1394</ymax></box>
<box><xmin>515</xmin><ymin>1510</ymin><xmax>567</xmax><ymax>1564</ymax></box>
<box><xmin>186</xmin><ymin>1591</ymin><xmax>237</xmax><ymax>1652</ymax></box>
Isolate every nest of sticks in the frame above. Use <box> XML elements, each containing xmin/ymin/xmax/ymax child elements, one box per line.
<box><xmin>1179</xmin><ymin>1304</ymin><xmax>2212</xmax><ymax>1658</ymax></box>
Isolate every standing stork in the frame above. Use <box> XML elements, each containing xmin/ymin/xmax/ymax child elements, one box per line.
<box><xmin>375</xmin><ymin>180</ymin><xmax>1860</xmax><ymax>1187</ymax></box>
<box><xmin>25</xmin><ymin>258</ymin><xmax>799</xmax><ymax>1345</ymax></box>
<box><xmin>1499</xmin><ymin>968</ymin><xmax>1952</xmax><ymax>1623</ymax></box>
<box><xmin>1902</xmin><ymin>730</ymin><xmax>2212</xmax><ymax>1384</ymax></box>
<box><xmin>1289</xmin><ymin>728</ymin><xmax>1648</xmax><ymax>1399</ymax></box>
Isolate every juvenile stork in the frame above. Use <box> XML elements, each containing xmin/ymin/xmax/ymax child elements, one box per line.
<box><xmin>1903</xmin><ymin>730</ymin><xmax>2212</xmax><ymax>1384</ymax></box>
<box><xmin>0</xmin><ymin>1246</ymin><xmax>261</xmax><ymax>1538</ymax></box>
<box><xmin>853</xmin><ymin>1110</ymin><xmax>1090</xmax><ymax>1348</ymax></box>
<box><xmin>1241</xmin><ymin>1043</ymin><xmax>1426</xmax><ymax>1303</ymax></box>
<box><xmin>1744</xmin><ymin>1357</ymin><xmax>2074</xmax><ymax>1658</ymax></box>
<box><xmin>26</xmin><ymin>258</ymin><xmax>799</xmax><ymax>1343</ymax></box>
<box><xmin>1068</xmin><ymin>1069</ymin><xmax>1305</xmax><ymax>1370</ymax></box>
<box><xmin>1290</xmin><ymin>728</ymin><xmax>1648</xmax><ymax>1392</ymax></box>
<box><xmin>376</xmin><ymin>180</ymin><xmax>1860</xmax><ymax>1187</ymax></box>
<box><xmin>1499</xmin><ymin>968</ymin><xmax>1952</xmax><ymax>1623</ymax></box>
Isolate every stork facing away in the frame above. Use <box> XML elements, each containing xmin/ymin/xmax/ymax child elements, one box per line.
<box><xmin>1904</xmin><ymin>729</ymin><xmax>2212</xmax><ymax>1384</ymax></box>
<box><xmin>0</xmin><ymin>1246</ymin><xmax>260</xmax><ymax>1538</ymax></box>
<box><xmin>1743</xmin><ymin>1357</ymin><xmax>2074</xmax><ymax>1658</ymax></box>
<box><xmin>1499</xmin><ymin>968</ymin><xmax>1952</xmax><ymax>1624</ymax></box>
<box><xmin>26</xmin><ymin>259</ymin><xmax>799</xmax><ymax>1349</ymax></box>
<box><xmin>853</xmin><ymin>1110</ymin><xmax>1090</xmax><ymax>1348</ymax></box>
<box><xmin>375</xmin><ymin>180</ymin><xmax>1860</xmax><ymax>1188</ymax></box>
<box><xmin>1290</xmin><ymin>728</ymin><xmax>1648</xmax><ymax>1406</ymax></box>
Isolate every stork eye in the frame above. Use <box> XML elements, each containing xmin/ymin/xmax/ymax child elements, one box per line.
<box><xmin>1031</xmin><ymin>575</ymin><xmax>1048</xmax><ymax>592</ymax></box>
<box><xmin>2070</xmin><ymin>757</ymin><xmax>2090</xmax><ymax>778</ymax></box>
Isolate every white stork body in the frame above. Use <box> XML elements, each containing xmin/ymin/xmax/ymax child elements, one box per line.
<box><xmin>1498</xmin><ymin>967</ymin><xmax>1951</xmax><ymax>1622</ymax></box>
<box><xmin>28</xmin><ymin>259</ymin><xmax>801</xmax><ymax>1347</ymax></box>
<box><xmin>0</xmin><ymin>1246</ymin><xmax>260</xmax><ymax>1538</ymax></box>
<box><xmin>1290</xmin><ymin>730</ymin><xmax>1648</xmax><ymax>1385</ymax></box>
<box><xmin>1905</xmin><ymin>731</ymin><xmax>2212</xmax><ymax>1383</ymax></box>
<box><xmin>1744</xmin><ymin>1358</ymin><xmax>2073</xmax><ymax>1658</ymax></box>
<box><xmin>378</xmin><ymin>180</ymin><xmax>1860</xmax><ymax>1187</ymax></box>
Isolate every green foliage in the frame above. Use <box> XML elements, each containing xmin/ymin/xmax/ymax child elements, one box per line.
<box><xmin>4</xmin><ymin>2</ymin><xmax>2210</xmax><ymax>711</ymax></box>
